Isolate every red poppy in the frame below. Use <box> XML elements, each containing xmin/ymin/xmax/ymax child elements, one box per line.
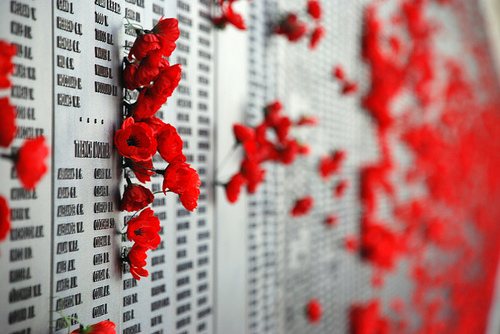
<box><xmin>151</xmin><ymin>64</ymin><xmax>182</xmax><ymax>99</ymax></box>
<box><xmin>307</xmin><ymin>0</ymin><xmax>322</xmax><ymax>20</ymax></box>
<box><xmin>309</xmin><ymin>26</ymin><xmax>326</xmax><ymax>50</ymax></box>
<box><xmin>126</xmin><ymin>243</ymin><xmax>149</xmax><ymax>280</ymax></box>
<box><xmin>180</xmin><ymin>186</ymin><xmax>200</xmax><ymax>211</ymax></box>
<box><xmin>123</xmin><ymin>62</ymin><xmax>138</xmax><ymax>90</ymax></box>
<box><xmin>278</xmin><ymin>139</ymin><xmax>299</xmax><ymax>165</ymax></box>
<box><xmin>15</xmin><ymin>136</ymin><xmax>49</xmax><ymax>190</ymax></box>
<box><xmin>128</xmin><ymin>17</ymin><xmax>179</xmax><ymax>61</ymax></box>
<box><xmin>274</xmin><ymin>13</ymin><xmax>308</xmax><ymax>42</ymax></box>
<box><xmin>0</xmin><ymin>196</ymin><xmax>10</xmax><ymax>242</ymax></box>
<box><xmin>132</xmin><ymin>64</ymin><xmax>182</xmax><ymax>121</ymax></box>
<box><xmin>0</xmin><ymin>41</ymin><xmax>17</xmax><ymax>88</ymax></box>
<box><xmin>162</xmin><ymin>156</ymin><xmax>201</xmax><ymax>195</ymax></box>
<box><xmin>345</xmin><ymin>235</ymin><xmax>358</xmax><ymax>252</ymax></box>
<box><xmin>325</xmin><ymin>214</ymin><xmax>337</xmax><ymax>227</ymax></box>
<box><xmin>151</xmin><ymin>17</ymin><xmax>181</xmax><ymax>56</ymax></box>
<box><xmin>335</xmin><ymin>179</ymin><xmax>349</xmax><ymax>198</ymax></box>
<box><xmin>291</xmin><ymin>196</ymin><xmax>313</xmax><ymax>216</ymax></box>
<box><xmin>233</xmin><ymin>124</ymin><xmax>255</xmax><ymax>143</ymax></box>
<box><xmin>360</xmin><ymin>222</ymin><xmax>398</xmax><ymax>269</ymax></box>
<box><xmin>128</xmin><ymin>33</ymin><xmax>163</xmax><ymax>62</ymax></box>
<box><xmin>120</xmin><ymin>184</ymin><xmax>154</xmax><ymax>212</ymax></box>
<box><xmin>333</xmin><ymin>65</ymin><xmax>345</xmax><ymax>80</ymax></box>
<box><xmin>71</xmin><ymin>320</ymin><xmax>116</xmax><ymax>334</ymax></box>
<box><xmin>128</xmin><ymin>158</ymin><xmax>155</xmax><ymax>183</ymax></box>
<box><xmin>274</xmin><ymin>115</ymin><xmax>292</xmax><ymax>143</ymax></box>
<box><xmin>133</xmin><ymin>50</ymin><xmax>170</xmax><ymax>87</ymax></box>
<box><xmin>157</xmin><ymin>124</ymin><xmax>184</xmax><ymax>163</ymax></box>
<box><xmin>114</xmin><ymin>117</ymin><xmax>157</xmax><ymax>162</ymax></box>
<box><xmin>132</xmin><ymin>88</ymin><xmax>162</xmax><ymax>121</ymax></box>
<box><xmin>213</xmin><ymin>1</ymin><xmax>246</xmax><ymax>30</ymax></box>
<box><xmin>0</xmin><ymin>97</ymin><xmax>16</xmax><ymax>147</ymax></box>
<box><xmin>306</xmin><ymin>298</ymin><xmax>322</xmax><ymax>324</ymax></box>
<box><xmin>350</xmin><ymin>301</ymin><xmax>387</xmax><ymax>334</ymax></box>
<box><xmin>296</xmin><ymin>115</ymin><xmax>319</xmax><ymax>126</ymax></box>
<box><xmin>318</xmin><ymin>150</ymin><xmax>347</xmax><ymax>180</ymax></box>
<box><xmin>140</xmin><ymin>116</ymin><xmax>166</xmax><ymax>138</ymax></box>
<box><xmin>240</xmin><ymin>159</ymin><xmax>265</xmax><ymax>193</ymax></box>
<box><xmin>342</xmin><ymin>82</ymin><xmax>358</xmax><ymax>95</ymax></box>
<box><xmin>298</xmin><ymin>143</ymin><xmax>311</xmax><ymax>156</ymax></box>
<box><xmin>225</xmin><ymin>172</ymin><xmax>247</xmax><ymax>203</ymax></box>
<box><xmin>126</xmin><ymin>208</ymin><xmax>161</xmax><ymax>249</ymax></box>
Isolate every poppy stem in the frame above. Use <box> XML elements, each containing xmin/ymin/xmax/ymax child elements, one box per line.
<box><xmin>0</xmin><ymin>153</ymin><xmax>14</xmax><ymax>161</ymax></box>
<box><xmin>124</xmin><ymin>158</ymin><xmax>157</xmax><ymax>173</ymax></box>
<box><xmin>125</xmin><ymin>176</ymin><xmax>133</xmax><ymax>187</ymax></box>
<box><xmin>154</xmin><ymin>168</ymin><xmax>165</xmax><ymax>175</ymax></box>
<box><xmin>214</xmin><ymin>142</ymin><xmax>240</xmax><ymax>175</ymax></box>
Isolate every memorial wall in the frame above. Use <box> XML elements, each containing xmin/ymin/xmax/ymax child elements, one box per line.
<box><xmin>1</xmin><ymin>0</ymin><xmax>500</xmax><ymax>334</ymax></box>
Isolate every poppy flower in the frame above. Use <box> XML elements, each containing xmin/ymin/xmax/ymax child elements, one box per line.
<box><xmin>274</xmin><ymin>116</ymin><xmax>292</xmax><ymax>143</ymax></box>
<box><xmin>179</xmin><ymin>186</ymin><xmax>200</xmax><ymax>211</ymax></box>
<box><xmin>140</xmin><ymin>116</ymin><xmax>166</xmax><ymax>138</ymax></box>
<box><xmin>114</xmin><ymin>117</ymin><xmax>157</xmax><ymax>162</ymax></box>
<box><xmin>151</xmin><ymin>64</ymin><xmax>182</xmax><ymax>100</ymax></box>
<box><xmin>120</xmin><ymin>184</ymin><xmax>154</xmax><ymax>212</ymax></box>
<box><xmin>0</xmin><ymin>41</ymin><xmax>17</xmax><ymax>88</ymax></box>
<box><xmin>126</xmin><ymin>208</ymin><xmax>161</xmax><ymax>249</ymax></box>
<box><xmin>71</xmin><ymin>320</ymin><xmax>116</xmax><ymax>334</ymax></box>
<box><xmin>213</xmin><ymin>0</ymin><xmax>246</xmax><ymax>30</ymax></box>
<box><xmin>325</xmin><ymin>214</ymin><xmax>337</xmax><ymax>227</ymax></box>
<box><xmin>240</xmin><ymin>159</ymin><xmax>265</xmax><ymax>193</ymax></box>
<box><xmin>127</xmin><ymin>158</ymin><xmax>155</xmax><ymax>184</ymax></box>
<box><xmin>233</xmin><ymin>124</ymin><xmax>255</xmax><ymax>143</ymax></box>
<box><xmin>291</xmin><ymin>196</ymin><xmax>313</xmax><ymax>216</ymax></box>
<box><xmin>333</xmin><ymin>65</ymin><xmax>345</xmax><ymax>80</ymax></box>
<box><xmin>162</xmin><ymin>156</ymin><xmax>200</xmax><ymax>194</ymax></box>
<box><xmin>132</xmin><ymin>64</ymin><xmax>182</xmax><ymax>121</ymax></box>
<box><xmin>157</xmin><ymin>124</ymin><xmax>184</xmax><ymax>163</ymax></box>
<box><xmin>128</xmin><ymin>17</ymin><xmax>179</xmax><ymax>61</ymax></box>
<box><xmin>318</xmin><ymin>150</ymin><xmax>347</xmax><ymax>180</ymax></box>
<box><xmin>345</xmin><ymin>235</ymin><xmax>358</xmax><ymax>252</ymax></box>
<box><xmin>296</xmin><ymin>115</ymin><xmax>319</xmax><ymax>126</ymax></box>
<box><xmin>225</xmin><ymin>172</ymin><xmax>247</xmax><ymax>203</ymax></box>
<box><xmin>15</xmin><ymin>136</ymin><xmax>49</xmax><ymax>190</ymax></box>
<box><xmin>133</xmin><ymin>50</ymin><xmax>170</xmax><ymax>87</ymax></box>
<box><xmin>278</xmin><ymin>139</ymin><xmax>299</xmax><ymax>165</ymax></box>
<box><xmin>307</xmin><ymin>0</ymin><xmax>322</xmax><ymax>20</ymax></box>
<box><xmin>298</xmin><ymin>143</ymin><xmax>311</xmax><ymax>156</ymax></box>
<box><xmin>274</xmin><ymin>13</ymin><xmax>308</xmax><ymax>42</ymax></box>
<box><xmin>334</xmin><ymin>179</ymin><xmax>349</xmax><ymax>198</ymax></box>
<box><xmin>125</xmin><ymin>243</ymin><xmax>149</xmax><ymax>280</ymax></box>
<box><xmin>342</xmin><ymin>82</ymin><xmax>358</xmax><ymax>95</ymax></box>
<box><xmin>0</xmin><ymin>97</ymin><xmax>16</xmax><ymax>147</ymax></box>
<box><xmin>309</xmin><ymin>26</ymin><xmax>326</xmax><ymax>50</ymax></box>
<box><xmin>0</xmin><ymin>196</ymin><xmax>10</xmax><ymax>242</ymax></box>
<box><xmin>360</xmin><ymin>222</ymin><xmax>398</xmax><ymax>269</ymax></box>
<box><xmin>123</xmin><ymin>62</ymin><xmax>139</xmax><ymax>90</ymax></box>
<box><xmin>306</xmin><ymin>298</ymin><xmax>322</xmax><ymax>324</ymax></box>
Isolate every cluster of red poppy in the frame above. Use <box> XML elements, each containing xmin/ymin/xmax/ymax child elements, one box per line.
<box><xmin>274</xmin><ymin>0</ymin><xmax>326</xmax><ymax>50</ymax></box>
<box><xmin>0</xmin><ymin>41</ymin><xmax>49</xmax><ymax>249</ymax></box>
<box><xmin>118</xmin><ymin>18</ymin><xmax>200</xmax><ymax>280</ymax></box>
<box><xmin>348</xmin><ymin>0</ymin><xmax>500</xmax><ymax>332</ymax></box>
<box><xmin>223</xmin><ymin>100</ymin><xmax>316</xmax><ymax>204</ymax></box>
<box><xmin>350</xmin><ymin>300</ymin><xmax>389</xmax><ymax>334</ymax></box>
<box><xmin>213</xmin><ymin>0</ymin><xmax>246</xmax><ymax>30</ymax></box>
<box><xmin>333</xmin><ymin>65</ymin><xmax>359</xmax><ymax>95</ymax></box>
